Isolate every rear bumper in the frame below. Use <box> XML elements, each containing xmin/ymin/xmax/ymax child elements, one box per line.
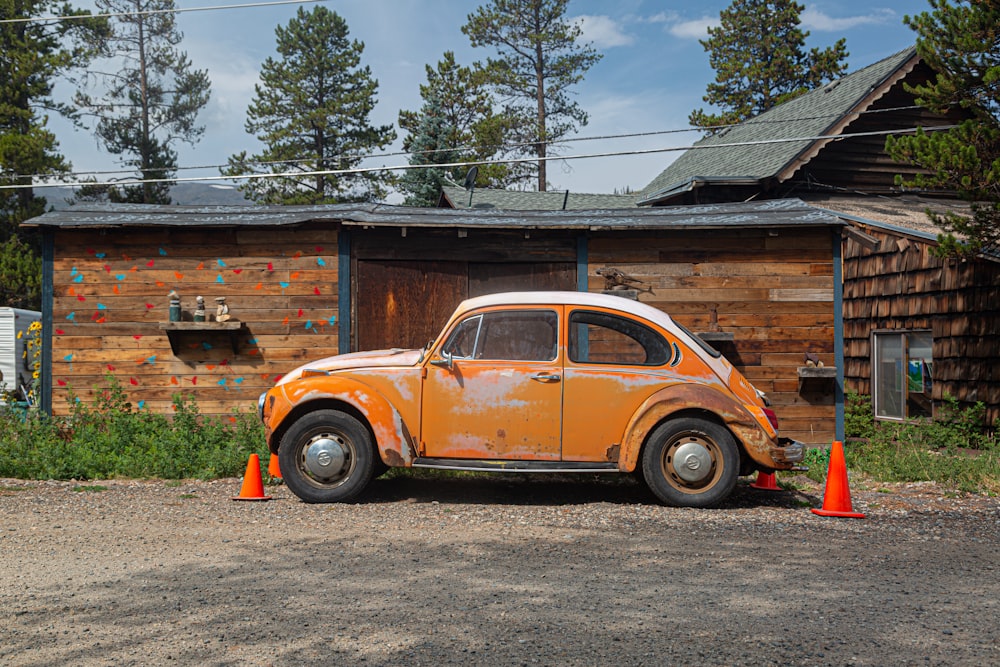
<box><xmin>769</xmin><ymin>437</ymin><xmax>805</xmax><ymax>465</ymax></box>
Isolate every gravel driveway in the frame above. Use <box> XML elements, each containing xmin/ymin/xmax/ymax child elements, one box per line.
<box><xmin>2</xmin><ymin>473</ymin><xmax>997</xmax><ymax>666</ymax></box>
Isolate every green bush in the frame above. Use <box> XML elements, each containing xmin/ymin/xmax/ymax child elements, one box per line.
<box><xmin>0</xmin><ymin>375</ymin><xmax>265</xmax><ymax>480</ymax></box>
<box><xmin>835</xmin><ymin>392</ymin><xmax>999</xmax><ymax>495</ymax></box>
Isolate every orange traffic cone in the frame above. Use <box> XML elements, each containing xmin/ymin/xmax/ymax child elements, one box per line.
<box><xmin>268</xmin><ymin>453</ymin><xmax>282</xmax><ymax>479</ymax></box>
<box><xmin>232</xmin><ymin>453</ymin><xmax>272</xmax><ymax>501</ymax></box>
<box><xmin>750</xmin><ymin>470</ymin><xmax>780</xmax><ymax>491</ymax></box>
<box><xmin>811</xmin><ymin>440</ymin><xmax>864</xmax><ymax>518</ymax></box>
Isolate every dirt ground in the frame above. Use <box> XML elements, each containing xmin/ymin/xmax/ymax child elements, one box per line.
<box><xmin>1</xmin><ymin>473</ymin><xmax>997</xmax><ymax>666</ymax></box>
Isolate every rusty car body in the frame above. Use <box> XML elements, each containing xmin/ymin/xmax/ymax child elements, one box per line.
<box><xmin>259</xmin><ymin>291</ymin><xmax>804</xmax><ymax>507</ymax></box>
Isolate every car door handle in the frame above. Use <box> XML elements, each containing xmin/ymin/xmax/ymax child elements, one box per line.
<box><xmin>530</xmin><ymin>373</ymin><xmax>561</xmax><ymax>383</ymax></box>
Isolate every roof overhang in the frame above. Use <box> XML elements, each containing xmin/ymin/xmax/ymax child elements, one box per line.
<box><xmin>637</xmin><ymin>176</ymin><xmax>762</xmax><ymax>207</ymax></box>
<box><xmin>23</xmin><ymin>199</ymin><xmax>845</xmax><ymax>233</ymax></box>
<box><xmin>775</xmin><ymin>50</ymin><xmax>923</xmax><ymax>183</ymax></box>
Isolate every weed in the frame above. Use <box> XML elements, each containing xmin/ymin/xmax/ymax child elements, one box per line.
<box><xmin>0</xmin><ymin>375</ymin><xmax>265</xmax><ymax>481</ymax></box>
<box><xmin>72</xmin><ymin>485</ymin><xmax>108</xmax><ymax>493</ymax></box>
<box><xmin>843</xmin><ymin>394</ymin><xmax>999</xmax><ymax>495</ymax></box>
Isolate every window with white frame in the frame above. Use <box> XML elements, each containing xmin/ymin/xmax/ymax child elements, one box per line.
<box><xmin>872</xmin><ymin>330</ymin><xmax>933</xmax><ymax>420</ymax></box>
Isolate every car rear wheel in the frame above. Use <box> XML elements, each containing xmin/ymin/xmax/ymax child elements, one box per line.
<box><xmin>278</xmin><ymin>409</ymin><xmax>375</xmax><ymax>503</ymax></box>
<box><xmin>642</xmin><ymin>417</ymin><xmax>739</xmax><ymax>508</ymax></box>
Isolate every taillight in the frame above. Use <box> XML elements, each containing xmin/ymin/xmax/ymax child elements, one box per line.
<box><xmin>763</xmin><ymin>407</ymin><xmax>779</xmax><ymax>432</ymax></box>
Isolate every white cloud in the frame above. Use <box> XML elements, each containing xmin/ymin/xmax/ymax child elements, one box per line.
<box><xmin>643</xmin><ymin>12</ymin><xmax>676</xmax><ymax>25</ymax></box>
<box><xmin>801</xmin><ymin>8</ymin><xmax>897</xmax><ymax>32</ymax></box>
<box><xmin>667</xmin><ymin>17</ymin><xmax>719</xmax><ymax>40</ymax></box>
<box><xmin>574</xmin><ymin>15</ymin><xmax>634</xmax><ymax>48</ymax></box>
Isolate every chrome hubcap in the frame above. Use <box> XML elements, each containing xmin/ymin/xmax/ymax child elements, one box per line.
<box><xmin>304</xmin><ymin>435</ymin><xmax>347</xmax><ymax>479</ymax></box>
<box><xmin>669</xmin><ymin>438</ymin><xmax>715</xmax><ymax>484</ymax></box>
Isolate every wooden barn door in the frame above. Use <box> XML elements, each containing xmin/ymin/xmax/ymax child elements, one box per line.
<box><xmin>352</xmin><ymin>229</ymin><xmax>577</xmax><ymax>352</ymax></box>
<box><xmin>469</xmin><ymin>262</ymin><xmax>577</xmax><ymax>297</ymax></box>
<box><xmin>356</xmin><ymin>260</ymin><xmax>467</xmax><ymax>351</ymax></box>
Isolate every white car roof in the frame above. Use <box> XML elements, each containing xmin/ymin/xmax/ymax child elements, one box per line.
<box><xmin>458</xmin><ymin>290</ymin><xmax>675</xmax><ymax>329</ymax></box>
<box><xmin>454</xmin><ymin>291</ymin><xmax>733</xmax><ymax>381</ymax></box>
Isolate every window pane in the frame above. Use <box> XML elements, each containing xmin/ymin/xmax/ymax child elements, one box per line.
<box><xmin>907</xmin><ymin>332</ymin><xmax>933</xmax><ymax>418</ymax></box>
<box><xmin>569</xmin><ymin>311</ymin><xmax>669</xmax><ymax>366</ymax></box>
<box><xmin>476</xmin><ymin>311</ymin><xmax>558</xmax><ymax>361</ymax></box>
<box><xmin>443</xmin><ymin>316</ymin><xmax>482</xmax><ymax>359</ymax></box>
<box><xmin>874</xmin><ymin>334</ymin><xmax>905</xmax><ymax>419</ymax></box>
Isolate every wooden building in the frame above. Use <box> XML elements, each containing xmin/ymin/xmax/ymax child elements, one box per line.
<box><xmin>841</xmin><ymin>216</ymin><xmax>1000</xmax><ymax>425</ymax></box>
<box><xmin>25</xmin><ymin>199</ymin><xmax>845</xmax><ymax>445</ymax></box>
<box><xmin>625</xmin><ymin>46</ymin><xmax>997</xmax><ymax>425</ymax></box>
<box><xmin>637</xmin><ymin>48</ymin><xmax>966</xmax><ymax>207</ymax></box>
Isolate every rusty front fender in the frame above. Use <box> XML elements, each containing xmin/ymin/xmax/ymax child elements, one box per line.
<box><xmin>618</xmin><ymin>383</ymin><xmax>777</xmax><ymax>472</ymax></box>
<box><xmin>267</xmin><ymin>377</ymin><xmax>416</xmax><ymax>467</ymax></box>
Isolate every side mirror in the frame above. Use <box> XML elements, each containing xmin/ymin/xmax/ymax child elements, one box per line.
<box><xmin>430</xmin><ymin>350</ymin><xmax>454</xmax><ymax>371</ymax></box>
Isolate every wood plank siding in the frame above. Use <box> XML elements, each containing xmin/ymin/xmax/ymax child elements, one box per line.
<box><xmin>843</xmin><ymin>228</ymin><xmax>1000</xmax><ymax>424</ymax></box>
<box><xmin>588</xmin><ymin>227</ymin><xmax>838</xmax><ymax>445</ymax></box>
<box><xmin>49</xmin><ymin>224</ymin><xmax>340</xmax><ymax>416</ymax></box>
<box><xmin>44</xmin><ymin>213</ymin><xmax>840</xmax><ymax>446</ymax></box>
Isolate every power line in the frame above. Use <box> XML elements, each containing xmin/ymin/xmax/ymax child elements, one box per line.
<box><xmin>0</xmin><ymin>0</ymin><xmax>326</xmax><ymax>24</ymax></box>
<box><xmin>5</xmin><ymin>104</ymin><xmax>933</xmax><ymax>181</ymax></box>
<box><xmin>4</xmin><ymin>125</ymin><xmax>958</xmax><ymax>192</ymax></box>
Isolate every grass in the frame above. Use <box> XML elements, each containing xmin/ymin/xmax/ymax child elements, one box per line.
<box><xmin>798</xmin><ymin>393</ymin><xmax>1000</xmax><ymax>496</ymax></box>
<box><xmin>1</xmin><ymin>377</ymin><xmax>996</xmax><ymax>497</ymax></box>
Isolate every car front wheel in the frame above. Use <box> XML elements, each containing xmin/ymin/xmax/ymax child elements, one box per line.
<box><xmin>278</xmin><ymin>410</ymin><xmax>375</xmax><ymax>503</ymax></box>
<box><xmin>642</xmin><ymin>417</ymin><xmax>739</xmax><ymax>508</ymax></box>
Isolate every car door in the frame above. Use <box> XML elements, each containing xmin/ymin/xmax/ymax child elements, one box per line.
<box><xmin>421</xmin><ymin>307</ymin><xmax>563</xmax><ymax>461</ymax></box>
<box><xmin>561</xmin><ymin>308</ymin><xmax>676</xmax><ymax>462</ymax></box>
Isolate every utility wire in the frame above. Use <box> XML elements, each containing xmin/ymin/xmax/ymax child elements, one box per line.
<box><xmin>4</xmin><ymin>125</ymin><xmax>958</xmax><ymax>191</ymax></box>
<box><xmin>4</xmin><ymin>104</ymin><xmax>935</xmax><ymax>181</ymax></box>
<box><xmin>0</xmin><ymin>0</ymin><xmax>326</xmax><ymax>24</ymax></box>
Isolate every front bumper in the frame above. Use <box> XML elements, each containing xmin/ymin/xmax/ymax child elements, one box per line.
<box><xmin>769</xmin><ymin>437</ymin><xmax>805</xmax><ymax>465</ymax></box>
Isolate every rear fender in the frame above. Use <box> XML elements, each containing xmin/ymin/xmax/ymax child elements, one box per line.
<box><xmin>619</xmin><ymin>383</ymin><xmax>775</xmax><ymax>472</ymax></box>
<box><xmin>272</xmin><ymin>377</ymin><xmax>416</xmax><ymax>467</ymax></box>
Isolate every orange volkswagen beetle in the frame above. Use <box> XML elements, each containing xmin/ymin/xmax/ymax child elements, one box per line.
<box><xmin>259</xmin><ymin>291</ymin><xmax>804</xmax><ymax>507</ymax></box>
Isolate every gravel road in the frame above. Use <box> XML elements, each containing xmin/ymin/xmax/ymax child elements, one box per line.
<box><xmin>1</xmin><ymin>473</ymin><xmax>997</xmax><ymax>666</ymax></box>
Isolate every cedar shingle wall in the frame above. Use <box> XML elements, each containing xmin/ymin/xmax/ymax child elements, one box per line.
<box><xmin>589</xmin><ymin>227</ymin><xmax>837</xmax><ymax>445</ymax></box>
<box><xmin>50</xmin><ymin>226</ymin><xmax>340</xmax><ymax>416</ymax></box>
<box><xmin>843</xmin><ymin>229</ymin><xmax>1000</xmax><ymax>423</ymax></box>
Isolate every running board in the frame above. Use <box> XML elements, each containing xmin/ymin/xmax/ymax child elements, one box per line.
<box><xmin>412</xmin><ymin>458</ymin><xmax>620</xmax><ymax>473</ymax></box>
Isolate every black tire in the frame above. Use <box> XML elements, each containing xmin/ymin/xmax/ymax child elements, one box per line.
<box><xmin>641</xmin><ymin>417</ymin><xmax>739</xmax><ymax>508</ymax></box>
<box><xmin>278</xmin><ymin>410</ymin><xmax>375</xmax><ymax>503</ymax></box>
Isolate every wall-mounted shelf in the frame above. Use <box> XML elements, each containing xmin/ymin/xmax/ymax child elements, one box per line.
<box><xmin>797</xmin><ymin>366</ymin><xmax>836</xmax><ymax>378</ymax></box>
<box><xmin>797</xmin><ymin>366</ymin><xmax>837</xmax><ymax>392</ymax></box>
<box><xmin>159</xmin><ymin>321</ymin><xmax>246</xmax><ymax>355</ymax></box>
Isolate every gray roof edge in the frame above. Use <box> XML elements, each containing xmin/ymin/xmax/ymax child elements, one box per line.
<box><xmin>637</xmin><ymin>176</ymin><xmax>763</xmax><ymax>206</ymax></box>
<box><xmin>23</xmin><ymin>198</ymin><xmax>845</xmax><ymax>231</ymax></box>
<box><xmin>821</xmin><ymin>207</ymin><xmax>1000</xmax><ymax>262</ymax></box>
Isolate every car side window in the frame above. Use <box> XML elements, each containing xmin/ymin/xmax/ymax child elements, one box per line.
<box><xmin>443</xmin><ymin>310</ymin><xmax>557</xmax><ymax>362</ymax></box>
<box><xmin>442</xmin><ymin>315</ymin><xmax>482</xmax><ymax>359</ymax></box>
<box><xmin>569</xmin><ymin>310</ymin><xmax>670</xmax><ymax>366</ymax></box>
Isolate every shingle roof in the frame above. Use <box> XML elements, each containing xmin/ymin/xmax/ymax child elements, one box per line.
<box><xmin>639</xmin><ymin>48</ymin><xmax>920</xmax><ymax>205</ymax></box>
<box><xmin>439</xmin><ymin>185</ymin><xmax>639</xmax><ymax>210</ymax></box>
<box><xmin>23</xmin><ymin>198</ymin><xmax>842</xmax><ymax>231</ymax></box>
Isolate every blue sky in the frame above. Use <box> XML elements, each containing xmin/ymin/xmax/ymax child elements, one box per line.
<box><xmin>48</xmin><ymin>0</ymin><xmax>925</xmax><ymax>198</ymax></box>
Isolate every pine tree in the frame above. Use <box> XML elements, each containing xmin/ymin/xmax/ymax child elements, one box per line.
<box><xmin>1</xmin><ymin>0</ymin><xmax>106</xmax><ymax>307</ymax></box>
<box><xmin>74</xmin><ymin>0</ymin><xmax>210</xmax><ymax>204</ymax></box>
<box><xmin>398</xmin><ymin>90</ymin><xmax>460</xmax><ymax>207</ymax></box>
<box><xmin>690</xmin><ymin>0</ymin><xmax>848</xmax><ymax>130</ymax></box>
<box><xmin>223</xmin><ymin>7</ymin><xmax>396</xmax><ymax>204</ymax></box>
<box><xmin>463</xmin><ymin>0</ymin><xmax>601</xmax><ymax>191</ymax></box>
<box><xmin>885</xmin><ymin>0</ymin><xmax>1000</xmax><ymax>256</ymax></box>
<box><xmin>398</xmin><ymin>51</ymin><xmax>527</xmax><ymax>190</ymax></box>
